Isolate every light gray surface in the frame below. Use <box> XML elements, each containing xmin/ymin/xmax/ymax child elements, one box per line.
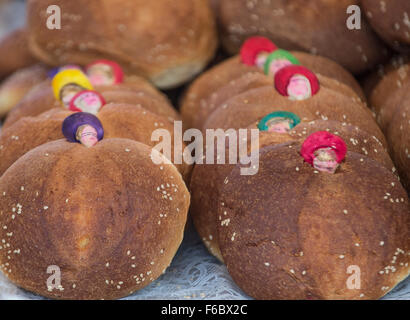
<box><xmin>0</xmin><ymin>0</ymin><xmax>26</xmax><ymax>39</ymax></box>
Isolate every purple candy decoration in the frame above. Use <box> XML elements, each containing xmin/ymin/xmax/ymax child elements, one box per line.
<box><xmin>62</xmin><ymin>112</ymin><xmax>104</xmax><ymax>143</ymax></box>
<box><xmin>48</xmin><ymin>67</ymin><xmax>60</xmax><ymax>79</ymax></box>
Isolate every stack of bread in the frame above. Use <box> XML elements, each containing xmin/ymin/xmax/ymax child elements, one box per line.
<box><xmin>0</xmin><ymin>61</ymin><xmax>191</xmax><ymax>299</ymax></box>
<box><xmin>184</xmin><ymin>37</ymin><xmax>410</xmax><ymax>299</ymax></box>
<box><xmin>0</xmin><ymin>0</ymin><xmax>409</xmax><ymax>301</ymax></box>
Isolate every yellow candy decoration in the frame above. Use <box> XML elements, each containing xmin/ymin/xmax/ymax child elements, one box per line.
<box><xmin>52</xmin><ymin>69</ymin><xmax>94</xmax><ymax>107</ymax></box>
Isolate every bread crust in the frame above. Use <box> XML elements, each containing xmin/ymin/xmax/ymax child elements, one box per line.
<box><xmin>0</xmin><ymin>64</ymin><xmax>48</xmax><ymax>118</ymax></box>
<box><xmin>181</xmin><ymin>53</ymin><xmax>365</xmax><ymax>130</ymax></box>
<box><xmin>3</xmin><ymin>79</ymin><xmax>179</xmax><ymax>129</ymax></box>
<box><xmin>362</xmin><ymin>0</ymin><xmax>410</xmax><ymax>52</ymax></box>
<box><xmin>385</xmin><ymin>89</ymin><xmax>410</xmax><ymax>191</ymax></box>
<box><xmin>217</xmin><ymin>142</ymin><xmax>410</xmax><ymax>299</ymax></box>
<box><xmin>0</xmin><ymin>138</ymin><xmax>190</xmax><ymax>299</ymax></box>
<box><xmin>0</xmin><ymin>28</ymin><xmax>38</xmax><ymax>80</ymax></box>
<box><xmin>0</xmin><ymin>104</ymin><xmax>190</xmax><ymax>179</ymax></box>
<box><xmin>202</xmin><ymin>77</ymin><xmax>386</xmax><ymax>146</ymax></box>
<box><xmin>26</xmin><ymin>0</ymin><xmax>218</xmax><ymax>89</ymax></box>
<box><xmin>190</xmin><ymin>120</ymin><xmax>395</xmax><ymax>262</ymax></box>
<box><xmin>217</xmin><ymin>0</ymin><xmax>388</xmax><ymax>74</ymax></box>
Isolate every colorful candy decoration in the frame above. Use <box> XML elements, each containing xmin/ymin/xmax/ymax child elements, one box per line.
<box><xmin>68</xmin><ymin>90</ymin><xmax>106</xmax><ymax>114</ymax></box>
<box><xmin>263</xmin><ymin>49</ymin><xmax>300</xmax><ymax>76</ymax></box>
<box><xmin>48</xmin><ymin>65</ymin><xmax>83</xmax><ymax>79</ymax></box>
<box><xmin>257</xmin><ymin>111</ymin><xmax>301</xmax><ymax>133</ymax></box>
<box><xmin>300</xmin><ymin>131</ymin><xmax>347</xmax><ymax>173</ymax></box>
<box><xmin>240</xmin><ymin>36</ymin><xmax>277</xmax><ymax>67</ymax></box>
<box><xmin>274</xmin><ymin>65</ymin><xmax>320</xmax><ymax>100</ymax></box>
<box><xmin>62</xmin><ymin>112</ymin><xmax>104</xmax><ymax>148</ymax></box>
<box><xmin>86</xmin><ymin>59</ymin><xmax>124</xmax><ymax>86</ymax></box>
<box><xmin>52</xmin><ymin>69</ymin><xmax>94</xmax><ymax>107</ymax></box>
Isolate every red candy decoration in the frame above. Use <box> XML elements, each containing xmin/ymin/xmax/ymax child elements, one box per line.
<box><xmin>274</xmin><ymin>65</ymin><xmax>320</xmax><ymax>97</ymax></box>
<box><xmin>300</xmin><ymin>131</ymin><xmax>347</xmax><ymax>165</ymax></box>
<box><xmin>240</xmin><ymin>36</ymin><xmax>277</xmax><ymax>66</ymax></box>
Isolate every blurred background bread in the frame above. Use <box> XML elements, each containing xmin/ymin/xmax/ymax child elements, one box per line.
<box><xmin>26</xmin><ymin>0</ymin><xmax>218</xmax><ymax>89</ymax></box>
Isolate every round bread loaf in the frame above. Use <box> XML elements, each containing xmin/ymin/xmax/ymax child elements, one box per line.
<box><xmin>181</xmin><ymin>53</ymin><xmax>365</xmax><ymax>130</ymax></box>
<box><xmin>0</xmin><ymin>28</ymin><xmax>38</xmax><ymax>80</ymax></box>
<box><xmin>216</xmin><ymin>0</ymin><xmax>388</xmax><ymax>74</ymax></box>
<box><xmin>0</xmin><ymin>138</ymin><xmax>190</xmax><ymax>299</ymax></box>
<box><xmin>0</xmin><ymin>104</ymin><xmax>190</xmax><ymax>179</ymax></box>
<box><xmin>191</xmin><ymin>120</ymin><xmax>395</xmax><ymax>262</ymax></box>
<box><xmin>362</xmin><ymin>0</ymin><xmax>410</xmax><ymax>52</ymax></box>
<box><xmin>0</xmin><ymin>64</ymin><xmax>49</xmax><ymax>118</ymax></box>
<box><xmin>26</xmin><ymin>0</ymin><xmax>217</xmax><ymax>89</ymax></box>
<box><xmin>3</xmin><ymin>79</ymin><xmax>179</xmax><ymax>129</ymax></box>
<box><xmin>216</xmin><ymin>141</ymin><xmax>409</xmax><ymax>299</ymax></box>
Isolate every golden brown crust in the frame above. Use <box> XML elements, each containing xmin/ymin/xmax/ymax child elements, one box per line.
<box><xmin>291</xmin><ymin>52</ymin><xmax>366</xmax><ymax>101</ymax></box>
<box><xmin>194</xmin><ymin>72</ymin><xmax>272</xmax><ymax>130</ymax></box>
<box><xmin>289</xmin><ymin>120</ymin><xmax>394</xmax><ymax>171</ymax></box>
<box><xmin>3</xmin><ymin>80</ymin><xmax>59</xmax><ymax>128</ymax></box>
<box><xmin>362</xmin><ymin>0</ymin><xmax>410</xmax><ymax>52</ymax></box>
<box><xmin>376</xmin><ymin>82</ymin><xmax>410</xmax><ymax>132</ymax></box>
<box><xmin>217</xmin><ymin>142</ymin><xmax>410</xmax><ymax>300</ymax></box>
<box><xmin>0</xmin><ymin>138</ymin><xmax>190</xmax><ymax>299</ymax></box>
<box><xmin>0</xmin><ymin>108</ymin><xmax>70</xmax><ymax>176</ymax></box>
<box><xmin>180</xmin><ymin>56</ymin><xmax>259</xmax><ymax>130</ymax></box>
<box><xmin>0</xmin><ymin>64</ymin><xmax>49</xmax><ymax>118</ymax></box>
<box><xmin>27</xmin><ymin>0</ymin><xmax>217</xmax><ymax>89</ymax></box>
<box><xmin>0</xmin><ymin>104</ymin><xmax>190</xmax><ymax>179</ymax></box>
<box><xmin>0</xmin><ymin>28</ymin><xmax>38</xmax><ymax>80</ymax></box>
<box><xmin>217</xmin><ymin>0</ymin><xmax>388</xmax><ymax>74</ymax></box>
<box><xmin>3</xmin><ymin>79</ymin><xmax>179</xmax><ymax>129</ymax></box>
<box><xmin>202</xmin><ymin>77</ymin><xmax>386</xmax><ymax>146</ymax></box>
<box><xmin>369</xmin><ymin>61</ymin><xmax>410</xmax><ymax>115</ymax></box>
<box><xmin>191</xmin><ymin>119</ymin><xmax>395</xmax><ymax>262</ymax></box>
<box><xmin>181</xmin><ymin>53</ymin><xmax>365</xmax><ymax>130</ymax></box>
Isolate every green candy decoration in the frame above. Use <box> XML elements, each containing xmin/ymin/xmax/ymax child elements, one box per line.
<box><xmin>258</xmin><ymin>111</ymin><xmax>301</xmax><ymax>132</ymax></box>
<box><xmin>264</xmin><ymin>49</ymin><xmax>301</xmax><ymax>75</ymax></box>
